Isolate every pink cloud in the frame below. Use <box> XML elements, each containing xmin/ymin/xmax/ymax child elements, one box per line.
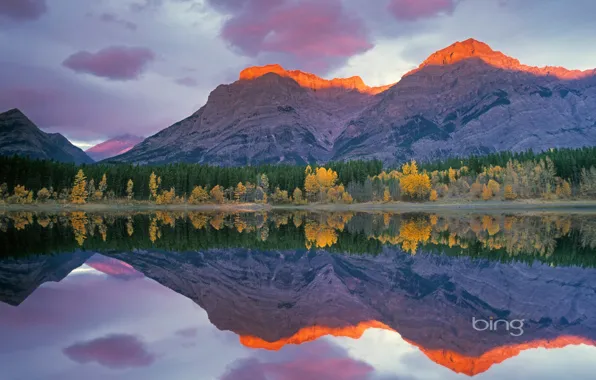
<box><xmin>62</xmin><ymin>46</ymin><xmax>155</xmax><ymax>81</ymax></box>
<box><xmin>221</xmin><ymin>340</ymin><xmax>374</xmax><ymax>380</ymax></box>
<box><xmin>209</xmin><ymin>0</ymin><xmax>373</xmax><ymax>73</ymax></box>
<box><xmin>63</xmin><ymin>334</ymin><xmax>156</xmax><ymax>369</ymax></box>
<box><xmin>0</xmin><ymin>0</ymin><xmax>47</xmax><ymax>21</ymax></box>
<box><xmin>388</xmin><ymin>0</ymin><xmax>456</xmax><ymax>21</ymax></box>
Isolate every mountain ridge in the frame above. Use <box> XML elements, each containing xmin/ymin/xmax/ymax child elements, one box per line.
<box><xmin>110</xmin><ymin>38</ymin><xmax>596</xmax><ymax>166</ymax></box>
<box><xmin>0</xmin><ymin>108</ymin><xmax>94</xmax><ymax>164</ymax></box>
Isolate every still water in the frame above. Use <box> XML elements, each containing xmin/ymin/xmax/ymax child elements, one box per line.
<box><xmin>1</xmin><ymin>210</ymin><xmax>596</xmax><ymax>379</ymax></box>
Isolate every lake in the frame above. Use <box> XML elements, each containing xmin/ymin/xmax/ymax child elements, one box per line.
<box><xmin>1</xmin><ymin>210</ymin><xmax>596</xmax><ymax>379</ymax></box>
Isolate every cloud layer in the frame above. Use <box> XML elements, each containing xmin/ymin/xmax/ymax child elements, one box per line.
<box><xmin>62</xmin><ymin>46</ymin><xmax>155</xmax><ymax>80</ymax></box>
<box><xmin>0</xmin><ymin>0</ymin><xmax>47</xmax><ymax>21</ymax></box>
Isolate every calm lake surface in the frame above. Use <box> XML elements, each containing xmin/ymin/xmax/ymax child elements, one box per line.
<box><xmin>1</xmin><ymin>210</ymin><xmax>596</xmax><ymax>380</ymax></box>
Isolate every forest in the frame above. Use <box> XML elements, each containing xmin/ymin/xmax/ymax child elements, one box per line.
<box><xmin>1</xmin><ymin>146</ymin><xmax>596</xmax><ymax>205</ymax></box>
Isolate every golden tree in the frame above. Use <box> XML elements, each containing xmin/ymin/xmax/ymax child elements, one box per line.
<box><xmin>383</xmin><ymin>187</ymin><xmax>391</xmax><ymax>202</ymax></box>
<box><xmin>304</xmin><ymin>173</ymin><xmax>320</xmax><ymax>200</ymax></box>
<box><xmin>293</xmin><ymin>188</ymin><xmax>304</xmax><ymax>204</ymax></box>
<box><xmin>234</xmin><ymin>182</ymin><xmax>247</xmax><ymax>202</ymax></box>
<box><xmin>36</xmin><ymin>188</ymin><xmax>51</xmax><ymax>202</ymax></box>
<box><xmin>149</xmin><ymin>172</ymin><xmax>159</xmax><ymax>200</ymax></box>
<box><xmin>482</xmin><ymin>184</ymin><xmax>493</xmax><ymax>201</ymax></box>
<box><xmin>399</xmin><ymin>161</ymin><xmax>431</xmax><ymax>200</ymax></box>
<box><xmin>504</xmin><ymin>185</ymin><xmax>517</xmax><ymax>200</ymax></box>
<box><xmin>126</xmin><ymin>179</ymin><xmax>134</xmax><ymax>200</ymax></box>
<box><xmin>429</xmin><ymin>189</ymin><xmax>438</xmax><ymax>202</ymax></box>
<box><xmin>210</xmin><ymin>185</ymin><xmax>225</xmax><ymax>204</ymax></box>
<box><xmin>189</xmin><ymin>186</ymin><xmax>210</xmax><ymax>204</ymax></box>
<box><xmin>487</xmin><ymin>179</ymin><xmax>500</xmax><ymax>196</ymax></box>
<box><xmin>70</xmin><ymin>169</ymin><xmax>88</xmax><ymax>204</ymax></box>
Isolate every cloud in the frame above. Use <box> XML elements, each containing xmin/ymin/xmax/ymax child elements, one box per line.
<box><xmin>208</xmin><ymin>0</ymin><xmax>373</xmax><ymax>73</ymax></box>
<box><xmin>98</xmin><ymin>12</ymin><xmax>137</xmax><ymax>31</ymax></box>
<box><xmin>62</xmin><ymin>46</ymin><xmax>155</xmax><ymax>81</ymax></box>
<box><xmin>220</xmin><ymin>339</ymin><xmax>375</xmax><ymax>380</ymax></box>
<box><xmin>175</xmin><ymin>76</ymin><xmax>199</xmax><ymax>87</ymax></box>
<box><xmin>63</xmin><ymin>334</ymin><xmax>156</xmax><ymax>369</ymax></box>
<box><xmin>0</xmin><ymin>0</ymin><xmax>47</xmax><ymax>21</ymax></box>
<box><xmin>388</xmin><ymin>0</ymin><xmax>456</xmax><ymax>21</ymax></box>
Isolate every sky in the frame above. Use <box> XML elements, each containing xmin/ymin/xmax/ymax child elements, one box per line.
<box><xmin>1</xmin><ymin>254</ymin><xmax>596</xmax><ymax>380</ymax></box>
<box><xmin>1</xmin><ymin>0</ymin><xmax>596</xmax><ymax>149</ymax></box>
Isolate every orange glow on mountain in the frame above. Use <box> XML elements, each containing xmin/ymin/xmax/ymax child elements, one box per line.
<box><xmin>239</xmin><ymin>64</ymin><xmax>393</xmax><ymax>95</ymax></box>
<box><xmin>407</xmin><ymin>38</ymin><xmax>596</xmax><ymax>80</ymax></box>
<box><xmin>405</xmin><ymin>335</ymin><xmax>596</xmax><ymax>376</ymax></box>
<box><xmin>239</xmin><ymin>321</ymin><xmax>393</xmax><ymax>351</ymax></box>
<box><xmin>239</xmin><ymin>320</ymin><xmax>596</xmax><ymax>376</ymax></box>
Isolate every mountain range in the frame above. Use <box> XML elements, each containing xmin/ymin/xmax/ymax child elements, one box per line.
<box><xmin>3</xmin><ymin>249</ymin><xmax>596</xmax><ymax>376</ymax></box>
<box><xmin>108</xmin><ymin>38</ymin><xmax>596</xmax><ymax>165</ymax></box>
<box><xmin>2</xmin><ymin>38</ymin><xmax>596</xmax><ymax>166</ymax></box>
<box><xmin>0</xmin><ymin>108</ymin><xmax>93</xmax><ymax>164</ymax></box>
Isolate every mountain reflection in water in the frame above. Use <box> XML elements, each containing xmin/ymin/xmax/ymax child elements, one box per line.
<box><xmin>1</xmin><ymin>211</ymin><xmax>596</xmax><ymax>379</ymax></box>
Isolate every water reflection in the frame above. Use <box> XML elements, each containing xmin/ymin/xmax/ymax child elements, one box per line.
<box><xmin>2</xmin><ymin>211</ymin><xmax>596</xmax><ymax>379</ymax></box>
<box><xmin>2</xmin><ymin>211</ymin><xmax>596</xmax><ymax>267</ymax></box>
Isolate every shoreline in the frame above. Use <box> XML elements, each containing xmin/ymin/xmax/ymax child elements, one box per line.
<box><xmin>2</xmin><ymin>200</ymin><xmax>596</xmax><ymax>214</ymax></box>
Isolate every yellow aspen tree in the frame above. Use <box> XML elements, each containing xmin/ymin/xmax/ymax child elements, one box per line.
<box><xmin>430</xmin><ymin>190</ymin><xmax>438</xmax><ymax>201</ymax></box>
<box><xmin>234</xmin><ymin>182</ymin><xmax>247</xmax><ymax>202</ymax></box>
<box><xmin>383</xmin><ymin>187</ymin><xmax>391</xmax><ymax>202</ymax></box>
<box><xmin>149</xmin><ymin>172</ymin><xmax>159</xmax><ymax>200</ymax></box>
<box><xmin>504</xmin><ymin>185</ymin><xmax>517</xmax><ymax>200</ymax></box>
<box><xmin>482</xmin><ymin>184</ymin><xmax>493</xmax><ymax>201</ymax></box>
<box><xmin>293</xmin><ymin>188</ymin><xmax>303</xmax><ymax>204</ymax></box>
<box><xmin>126</xmin><ymin>179</ymin><xmax>134</xmax><ymax>200</ymax></box>
<box><xmin>70</xmin><ymin>169</ymin><xmax>88</xmax><ymax>204</ymax></box>
<box><xmin>210</xmin><ymin>185</ymin><xmax>225</xmax><ymax>204</ymax></box>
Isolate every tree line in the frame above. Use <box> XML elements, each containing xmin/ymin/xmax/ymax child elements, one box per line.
<box><xmin>1</xmin><ymin>146</ymin><xmax>596</xmax><ymax>204</ymax></box>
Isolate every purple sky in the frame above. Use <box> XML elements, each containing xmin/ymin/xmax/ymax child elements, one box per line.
<box><xmin>1</xmin><ymin>0</ymin><xmax>596</xmax><ymax>148</ymax></box>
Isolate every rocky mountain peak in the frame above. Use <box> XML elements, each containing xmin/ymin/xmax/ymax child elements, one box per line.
<box><xmin>239</xmin><ymin>64</ymin><xmax>391</xmax><ymax>95</ymax></box>
<box><xmin>413</xmin><ymin>38</ymin><xmax>594</xmax><ymax>79</ymax></box>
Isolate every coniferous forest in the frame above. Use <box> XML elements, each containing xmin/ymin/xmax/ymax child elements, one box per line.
<box><xmin>1</xmin><ymin>146</ymin><xmax>596</xmax><ymax>205</ymax></box>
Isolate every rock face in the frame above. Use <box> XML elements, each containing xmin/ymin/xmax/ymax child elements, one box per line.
<box><xmin>85</xmin><ymin>134</ymin><xmax>144</xmax><ymax>161</ymax></box>
<box><xmin>111</xmin><ymin>38</ymin><xmax>596</xmax><ymax>166</ymax></box>
<box><xmin>0</xmin><ymin>108</ymin><xmax>94</xmax><ymax>164</ymax></box>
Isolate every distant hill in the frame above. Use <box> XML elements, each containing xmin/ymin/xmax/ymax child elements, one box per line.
<box><xmin>0</xmin><ymin>108</ymin><xmax>93</xmax><ymax>164</ymax></box>
<box><xmin>86</xmin><ymin>134</ymin><xmax>144</xmax><ymax>161</ymax></box>
<box><xmin>110</xmin><ymin>38</ymin><xmax>596</xmax><ymax>166</ymax></box>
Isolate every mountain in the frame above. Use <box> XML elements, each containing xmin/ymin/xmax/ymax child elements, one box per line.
<box><xmin>4</xmin><ymin>248</ymin><xmax>596</xmax><ymax>375</ymax></box>
<box><xmin>85</xmin><ymin>134</ymin><xmax>144</xmax><ymax>161</ymax></box>
<box><xmin>106</xmin><ymin>248</ymin><xmax>596</xmax><ymax>376</ymax></box>
<box><xmin>0</xmin><ymin>108</ymin><xmax>94</xmax><ymax>164</ymax></box>
<box><xmin>110</xmin><ymin>38</ymin><xmax>596</xmax><ymax>166</ymax></box>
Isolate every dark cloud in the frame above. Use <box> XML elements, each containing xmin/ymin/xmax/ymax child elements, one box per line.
<box><xmin>0</xmin><ymin>0</ymin><xmax>47</xmax><ymax>21</ymax></box>
<box><xmin>98</xmin><ymin>12</ymin><xmax>137</xmax><ymax>31</ymax></box>
<box><xmin>62</xmin><ymin>46</ymin><xmax>155</xmax><ymax>81</ymax></box>
<box><xmin>388</xmin><ymin>0</ymin><xmax>456</xmax><ymax>21</ymax></box>
<box><xmin>63</xmin><ymin>334</ymin><xmax>155</xmax><ymax>369</ymax></box>
<box><xmin>208</xmin><ymin>0</ymin><xmax>373</xmax><ymax>73</ymax></box>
